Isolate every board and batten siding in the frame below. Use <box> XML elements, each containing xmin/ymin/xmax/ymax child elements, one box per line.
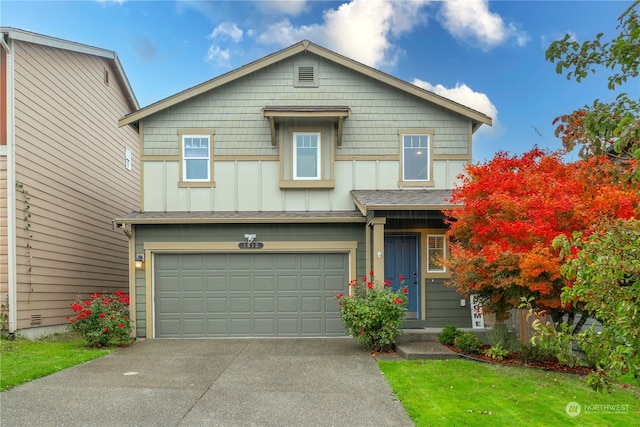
<box><xmin>12</xmin><ymin>40</ymin><xmax>140</xmax><ymax>330</ymax></box>
<box><xmin>143</xmin><ymin>158</ymin><xmax>465</xmax><ymax>212</ymax></box>
<box><xmin>140</xmin><ymin>53</ymin><xmax>470</xmax><ymax>212</ymax></box>
<box><xmin>132</xmin><ymin>223</ymin><xmax>365</xmax><ymax>338</ymax></box>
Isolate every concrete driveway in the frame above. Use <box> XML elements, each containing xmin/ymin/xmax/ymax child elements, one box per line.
<box><xmin>0</xmin><ymin>338</ymin><xmax>414</xmax><ymax>427</ymax></box>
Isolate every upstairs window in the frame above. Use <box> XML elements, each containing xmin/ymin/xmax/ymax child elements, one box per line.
<box><xmin>182</xmin><ymin>135</ymin><xmax>210</xmax><ymax>181</ymax></box>
<box><xmin>427</xmin><ymin>235</ymin><xmax>446</xmax><ymax>272</ymax></box>
<box><xmin>293</xmin><ymin>132</ymin><xmax>321</xmax><ymax>180</ymax></box>
<box><xmin>403</xmin><ymin>134</ymin><xmax>430</xmax><ymax>181</ymax></box>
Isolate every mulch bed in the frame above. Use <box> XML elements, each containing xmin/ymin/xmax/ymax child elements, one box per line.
<box><xmin>445</xmin><ymin>344</ymin><xmax>595</xmax><ymax>375</ymax></box>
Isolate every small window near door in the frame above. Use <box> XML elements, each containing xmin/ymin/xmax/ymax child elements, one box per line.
<box><xmin>293</xmin><ymin>132</ymin><xmax>321</xmax><ymax>179</ymax></box>
<box><xmin>427</xmin><ymin>235</ymin><xmax>446</xmax><ymax>272</ymax></box>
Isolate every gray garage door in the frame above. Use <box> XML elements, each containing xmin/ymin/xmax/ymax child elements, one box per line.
<box><xmin>155</xmin><ymin>253</ymin><xmax>348</xmax><ymax>337</ymax></box>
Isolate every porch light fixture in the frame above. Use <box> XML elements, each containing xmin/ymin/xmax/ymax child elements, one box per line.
<box><xmin>135</xmin><ymin>253</ymin><xmax>144</xmax><ymax>270</ymax></box>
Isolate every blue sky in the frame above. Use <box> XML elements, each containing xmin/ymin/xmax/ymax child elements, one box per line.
<box><xmin>2</xmin><ymin>0</ymin><xmax>634</xmax><ymax>162</ymax></box>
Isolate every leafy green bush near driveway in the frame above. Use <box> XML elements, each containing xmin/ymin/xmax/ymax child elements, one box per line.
<box><xmin>337</xmin><ymin>272</ymin><xmax>408</xmax><ymax>352</ymax></box>
<box><xmin>68</xmin><ymin>291</ymin><xmax>132</xmax><ymax>347</ymax></box>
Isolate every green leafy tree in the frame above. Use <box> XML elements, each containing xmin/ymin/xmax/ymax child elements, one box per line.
<box><xmin>546</xmin><ymin>1</ymin><xmax>640</xmax><ymax>179</ymax></box>
<box><xmin>529</xmin><ymin>219</ymin><xmax>640</xmax><ymax>390</ymax></box>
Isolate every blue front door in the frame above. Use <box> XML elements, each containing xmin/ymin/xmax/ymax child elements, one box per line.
<box><xmin>384</xmin><ymin>234</ymin><xmax>420</xmax><ymax>319</ymax></box>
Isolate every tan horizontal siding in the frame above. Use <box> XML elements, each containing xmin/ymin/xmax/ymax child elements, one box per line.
<box><xmin>12</xmin><ymin>39</ymin><xmax>139</xmax><ymax>330</ymax></box>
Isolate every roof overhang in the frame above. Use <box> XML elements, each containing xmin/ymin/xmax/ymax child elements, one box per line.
<box><xmin>113</xmin><ymin>210</ymin><xmax>366</xmax><ymax>226</ymax></box>
<box><xmin>1</xmin><ymin>27</ymin><xmax>139</xmax><ymax>112</ymax></box>
<box><xmin>262</xmin><ymin>106</ymin><xmax>350</xmax><ymax>147</ymax></box>
<box><xmin>118</xmin><ymin>40</ymin><xmax>492</xmax><ymax>131</ymax></box>
<box><xmin>350</xmin><ymin>189</ymin><xmax>457</xmax><ymax>216</ymax></box>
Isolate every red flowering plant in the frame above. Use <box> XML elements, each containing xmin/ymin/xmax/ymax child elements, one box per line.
<box><xmin>68</xmin><ymin>291</ymin><xmax>132</xmax><ymax>347</ymax></box>
<box><xmin>336</xmin><ymin>271</ymin><xmax>408</xmax><ymax>352</ymax></box>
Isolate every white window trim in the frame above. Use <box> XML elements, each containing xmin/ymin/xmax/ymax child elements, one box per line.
<box><xmin>293</xmin><ymin>131</ymin><xmax>321</xmax><ymax>180</ymax></box>
<box><xmin>402</xmin><ymin>133</ymin><xmax>431</xmax><ymax>182</ymax></box>
<box><xmin>427</xmin><ymin>234</ymin><xmax>446</xmax><ymax>273</ymax></box>
<box><xmin>125</xmin><ymin>146</ymin><xmax>132</xmax><ymax>171</ymax></box>
<box><xmin>182</xmin><ymin>134</ymin><xmax>210</xmax><ymax>182</ymax></box>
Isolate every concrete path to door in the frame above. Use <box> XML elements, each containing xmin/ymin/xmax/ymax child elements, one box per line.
<box><xmin>0</xmin><ymin>338</ymin><xmax>414</xmax><ymax>427</ymax></box>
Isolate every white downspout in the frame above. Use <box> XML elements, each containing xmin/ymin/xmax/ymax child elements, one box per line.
<box><xmin>1</xmin><ymin>33</ymin><xmax>17</xmax><ymax>335</ymax></box>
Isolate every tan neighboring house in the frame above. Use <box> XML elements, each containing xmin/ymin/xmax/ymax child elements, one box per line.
<box><xmin>0</xmin><ymin>28</ymin><xmax>139</xmax><ymax>337</ymax></box>
<box><xmin>114</xmin><ymin>40</ymin><xmax>492</xmax><ymax>339</ymax></box>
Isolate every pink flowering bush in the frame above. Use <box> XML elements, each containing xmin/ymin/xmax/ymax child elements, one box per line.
<box><xmin>68</xmin><ymin>291</ymin><xmax>132</xmax><ymax>347</ymax></box>
<box><xmin>336</xmin><ymin>272</ymin><xmax>408</xmax><ymax>352</ymax></box>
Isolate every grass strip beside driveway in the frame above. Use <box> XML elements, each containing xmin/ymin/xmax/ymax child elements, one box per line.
<box><xmin>379</xmin><ymin>359</ymin><xmax>639</xmax><ymax>427</ymax></box>
<box><xmin>1</xmin><ymin>334</ymin><xmax>111</xmax><ymax>391</ymax></box>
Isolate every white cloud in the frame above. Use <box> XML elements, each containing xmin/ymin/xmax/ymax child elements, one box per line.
<box><xmin>257</xmin><ymin>0</ymin><xmax>431</xmax><ymax>69</ymax></box>
<box><xmin>413</xmin><ymin>78</ymin><xmax>499</xmax><ymax>136</ymax></box>
<box><xmin>255</xmin><ymin>0</ymin><xmax>308</xmax><ymax>16</ymax></box>
<box><xmin>438</xmin><ymin>0</ymin><xmax>530</xmax><ymax>51</ymax></box>
<box><xmin>209</xmin><ymin>22</ymin><xmax>244</xmax><ymax>43</ymax></box>
<box><xmin>205</xmin><ymin>45</ymin><xmax>231</xmax><ymax>63</ymax></box>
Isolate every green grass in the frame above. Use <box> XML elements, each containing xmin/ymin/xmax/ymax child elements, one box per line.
<box><xmin>0</xmin><ymin>333</ymin><xmax>112</xmax><ymax>391</ymax></box>
<box><xmin>379</xmin><ymin>359</ymin><xmax>639</xmax><ymax>427</ymax></box>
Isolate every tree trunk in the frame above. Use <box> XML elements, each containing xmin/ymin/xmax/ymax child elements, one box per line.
<box><xmin>572</xmin><ymin>312</ymin><xmax>589</xmax><ymax>334</ymax></box>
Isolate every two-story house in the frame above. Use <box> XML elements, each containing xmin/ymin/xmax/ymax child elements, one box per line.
<box><xmin>114</xmin><ymin>40</ymin><xmax>491</xmax><ymax>339</ymax></box>
<box><xmin>1</xmin><ymin>28</ymin><xmax>140</xmax><ymax>337</ymax></box>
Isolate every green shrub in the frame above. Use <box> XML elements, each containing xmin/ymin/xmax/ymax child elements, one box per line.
<box><xmin>337</xmin><ymin>273</ymin><xmax>408</xmax><ymax>352</ymax></box>
<box><xmin>517</xmin><ymin>343</ymin><xmax>550</xmax><ymax>364</ymax></box>
<box><xmin>487</xmin><ymin>325</ymin><xmax>519</xmax><ymax>353</ymax></box>
<box><xmin>454</xmin><ymin>331</ymin><xmax>482</xmax><ymax>354</ymax></box>
<box><xmin>484</xmin><ymin>343</ymin><xmax>509</xmax><ymax>360</ymax></box>
<box><xmin>438</xmin><ymin>324</ymin><xmax>462</xmax><ymax>345</ymax></box>
<box><xmin>68</xmin><ymin>291</ymin><xmax>132</xmax><ymax>347</ymax></box>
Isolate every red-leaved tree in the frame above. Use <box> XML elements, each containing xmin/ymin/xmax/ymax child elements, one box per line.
<box><xmin>444</xmin><ymin>148</ymin><xmax>639</xmax><ymax>326</ymax></box>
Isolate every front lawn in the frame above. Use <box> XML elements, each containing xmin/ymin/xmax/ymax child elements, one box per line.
<box><xmin>379</xmin><ymin>359</ymin><xmax>639</xmax><ymax>427</ymax></box>
<box><xmin>0</xmin><ymin>333</ymin><xmax>112</xmax><ymax>391</ymax></box>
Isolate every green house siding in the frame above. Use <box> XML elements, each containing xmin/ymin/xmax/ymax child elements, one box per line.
<box><xmin>141</xmin><ymin>53</ymin><xmax>470</xmax><ymax>158</ymax></box>
<box><xmin>133</xmin><ymin>223</ymin><xmax>365</xmax><ymax>337</ymax></box>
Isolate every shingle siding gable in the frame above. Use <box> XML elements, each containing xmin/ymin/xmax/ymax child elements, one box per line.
<box><xmin>142</xmin><ymin>53</ymin><xmax>471</xmax><ymax>158</ymax></box>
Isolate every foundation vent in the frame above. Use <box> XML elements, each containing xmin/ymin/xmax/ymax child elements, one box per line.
<box><xmin>31</xmin><ymin>314</ymin><xmax>42</xmax><ymax>325</ymax></box>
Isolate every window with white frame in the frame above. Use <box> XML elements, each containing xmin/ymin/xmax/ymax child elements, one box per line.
<box><xmin>427</xmin><ymin>235</ymin><xmax>446</xmax><ymax>272</ymax></box>
<box><xmin>125</xmin><ymin>147</ymin><xmax>132</xmax><ymax>171</ymax></box>
<box><xmin>403</xmin><ymin>134</ymin><xmax>430</xmax><ymax>181</ymax></box>
<box><xmin>293</xmin><ymin>132</ymin><xmax>321</xmax><ymax>179</ymax></box>
<box><xmin>182</xmin><ymin>135</ymin><xmax>210</xmax><ymax>181</ymax></box>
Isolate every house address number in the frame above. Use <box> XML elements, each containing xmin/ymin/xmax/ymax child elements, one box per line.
<box><xmin>238</xmin><ymin>242</ymin><xmax>264</xmax><ymax>249</ymax></box>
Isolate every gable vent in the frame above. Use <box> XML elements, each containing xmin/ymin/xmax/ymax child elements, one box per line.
<box><xmin>294</xmin><ymin>63</ymin><xmax>318</xmax><ymax>87</ymax></box>
<box><xmin>298</xmin><ymin>66</ymin><xmax>315</xmax><ymax>83</ymax></box>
